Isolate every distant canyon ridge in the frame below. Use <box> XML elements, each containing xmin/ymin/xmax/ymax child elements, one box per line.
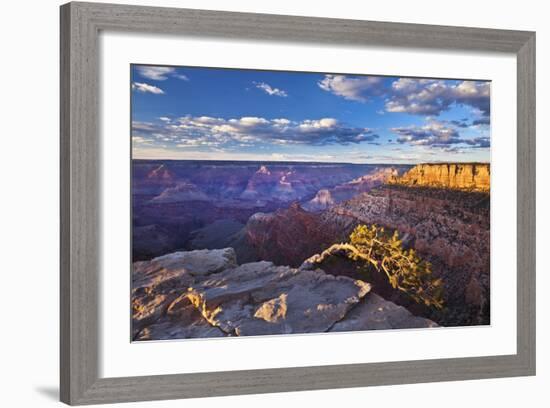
<box><xmin>132</xmin><ymin>160</ymin><xmax>490</xmax><ymax>339</ymax></box>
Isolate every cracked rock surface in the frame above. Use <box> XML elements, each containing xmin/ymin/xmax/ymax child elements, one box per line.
<box><xmin>132</xmin><ymin>248</ymin><xmax>437</xmax><ymax>341</ymax></box>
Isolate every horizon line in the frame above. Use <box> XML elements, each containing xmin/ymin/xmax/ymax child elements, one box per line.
<box><xmin>131</xmin><ymin>158</ymin><xmax>490</xmax><ymax>165</ymax></box>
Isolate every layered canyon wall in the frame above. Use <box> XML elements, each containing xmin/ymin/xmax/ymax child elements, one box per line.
<box><xmin>389</xmin><ymin>163</ymin><xmax>490</xmax><ymax>192</ymax></box>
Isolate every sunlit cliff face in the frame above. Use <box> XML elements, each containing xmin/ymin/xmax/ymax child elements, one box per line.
<box><xmin>389</xmin><ymin>163</ymin><xmax>490</xmax><ymax>192</ymax></box>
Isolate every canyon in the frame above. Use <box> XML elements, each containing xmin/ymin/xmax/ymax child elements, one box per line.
<box><xmin>132</xmin><ymin>160</ymin><xmax>490</xmax><ymax>339</ymax></box>
<box><xmin>132</xmin><ymin>160</ymin><xmax>407</xmax><ymax>261</ymax></box>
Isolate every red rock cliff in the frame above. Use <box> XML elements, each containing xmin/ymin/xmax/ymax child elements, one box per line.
<box><xmin>389</xmin><ymin>163</ymin><xmax>490</xmax><ymax>191</ymax></box>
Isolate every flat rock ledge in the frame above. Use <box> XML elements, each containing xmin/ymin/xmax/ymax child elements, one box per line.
<box><xmin>132</xmin><ymin>248</ymin><xmax>437</xmax><ymax>340</ymax></box>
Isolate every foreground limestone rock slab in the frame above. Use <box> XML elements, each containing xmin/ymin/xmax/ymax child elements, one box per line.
<box><xmin>132</xmin><ymin>248</ymin><xmax>237</xmax><ymax>339</ymax></box>
<box><xmin>135</xmin><ymin>294</ymin><xmax>227</xmax><ymax>340</ymax></box>
<box><xmin>136</xmin><ymin>317</ymin><xmax>227</xmax><ymax>340</ymax></box>
<box><xmin>133</xmin><ymin>248</ymin><xmax>238</xmax><ymax>292</ymax></box>
<box><xmin>132</xmin><ymin>248</ymin><xmax>437</xmax><ymax>340</ymax></box>
<box><xmin>330</xmin><ymin>293</ymin><xmax>438</xmax><ymax>332</ymax></box>
<box><xmin>187</xmin><ymin>262</ymin><xmax>372</xmax><ymax>336</ymax></box>
<box><xmin>132</xmin><ymin>292</ymin><xmax>177</xmax><ymax>338</ymax></box>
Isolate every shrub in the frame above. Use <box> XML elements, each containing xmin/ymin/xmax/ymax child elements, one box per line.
<box><xmin>304</xmin><ymin>224</ymin><xmax>444</xmax><ymax>309</ymax></box>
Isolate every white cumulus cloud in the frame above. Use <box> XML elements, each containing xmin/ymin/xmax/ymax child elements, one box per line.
<box><xmin>132</xmin><ymin>115</ymin><xmax>379</xmax><ymax>149</ymax></box>
<box><xmin>386</xmin><ymin>78</ymin><xmax>490</xmax><ymax>117</ymax></box>
<box><xmin>135</xmin><ymin>66</ymin><xmax>190</xmax><ymax>81</ymax></box>
<box><xmin>391</xmin><ymin>119</ymin><xmax>490</xmax><ymax>149</ymax></box>
<box><xmin>135</xmin><ymin>66</ymin><xmax>175</xmax><ymax>80</ymax></box>
<box><xmin>132</xmin><ymin>82</ymin><xmax>164</xmax><ymax>94</ymax></box>
<box><xmin>254</xmin><ymin>82</ymin><xmax>288</xmax><ymax>97</ymax></box>
<box><xmin>318</xmin><ymin>75</ymin><xmax>385</xmax><ymax>102</ymax></box>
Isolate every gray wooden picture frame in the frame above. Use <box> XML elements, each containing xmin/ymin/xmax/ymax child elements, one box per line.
<box><xmin>60</xmin><ymin>1</ymin><xmax>536</xmax><ymax>405</ymax></box>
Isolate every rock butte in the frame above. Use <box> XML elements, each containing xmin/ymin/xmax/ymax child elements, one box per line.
<box><xmin>132</xmin><ymin>248</ymin><xmax>437</xmax><ymax>340</ymax></box>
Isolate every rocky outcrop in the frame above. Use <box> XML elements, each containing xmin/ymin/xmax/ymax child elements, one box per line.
<box><xmin>185</xmin><ymin>261</ymin><xmax>371</xmax><ymax>336</ymax></box>
<box><xmin>303</xmin><ymin>189</ymin><xmax>335</xmax><ymax>212</ymax></box>
<box><xmin>325</xmin><ymin>187</ymin><xmax>490</xmax><ymax>279</ymax></box>
<box><xmin>132</xmin><ymin>248</ymin><xmax>437</xmax><ymax>341</ymax></box>
<box><xmin>330</xmin><ymin>293</ymin><xmax>437</xmax><ymax>332</ymax></box>
<box><xmin>133</xmin><ymin>248</ymin><xmax>237</xmax><ymax>290</ymax></box>
<box><xmin>150</xmin><ymin>182</ymin><xmax>210</xmax><ymax>203</ymax></box>
<box><xmin>238</xmin><ymin>165</ymin><xmax>354</xmax><ymax>203</ymax></box>
<box><xmin>322</xmin><ymin>185</ymin><xmax>490</xmax><ymax>326</ymax></box>
<box><xmin>132</xmin><ymin>248</ymin><xmax>238</xmax><ymax>338</ymax></box>
<box><xmin>303</xmin><ymin>166</ymin><xmax>408</xmax><ymax>212</ymax></box>
<box><xmin>389</xmin><ymin>163</ymin><xmax>490</xmax><ymax>191</ymax></box>
<box><xmin>147</xmin><ymin>164</ymin><xmax>176</xmax><ymax>184</ymax></box>
<box><xmin>243</xmin><ymin>202</ymin><xmax>338</xmax><ymax>267</ymax></box>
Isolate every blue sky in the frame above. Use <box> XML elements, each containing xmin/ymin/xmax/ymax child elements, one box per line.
<box><xmin>131</xmin><ymin>65</ymin><xmax>490</xmax><ymax>163</ymax></box>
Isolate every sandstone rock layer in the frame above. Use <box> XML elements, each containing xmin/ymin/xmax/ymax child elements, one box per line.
<box><xmin>389</xmin><ymin>163</ymin><xmax>490</xmax><ymax>192</ymax></box>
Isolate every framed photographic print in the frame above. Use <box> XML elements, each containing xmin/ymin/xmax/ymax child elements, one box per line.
<box><xmin>60</xmin><ymin>2</ymin><xmax>536</xmax><ymax>405</ymax></box>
